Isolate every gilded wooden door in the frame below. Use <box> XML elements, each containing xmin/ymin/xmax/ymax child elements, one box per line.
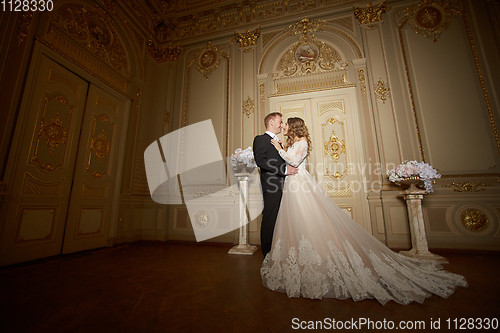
<box><xmin>269</xmin><ymin>88</ymin><xmax>372</xmax><ymax>232</ymax></box>
<box><xmin>0</xmin><ymin>55</ymin><xmax>89</xmax><ymax>265</ymax></box>
<box><xmin>62</xmin><ymin>84</ymin><xmax>125</xmax><ymax>254</ymax></box>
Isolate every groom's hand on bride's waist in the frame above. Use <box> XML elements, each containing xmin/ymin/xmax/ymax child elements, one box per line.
<box><xmin>286</xmin><ymin>166</ymin><xmax>298</xmax><ymax>175</ymax></box>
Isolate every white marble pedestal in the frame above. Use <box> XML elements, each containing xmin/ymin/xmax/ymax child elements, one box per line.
<box><xmin>399</xmin><ymin>184</ymin><xmax>448</xmax><ymax>264</ymax></box>
<box><xmin>228</xmin><ymin>174</ymin><xmax>258</xmax><ymax>255</ymax></box>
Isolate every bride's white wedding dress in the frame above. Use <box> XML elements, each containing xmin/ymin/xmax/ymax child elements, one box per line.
<box><xmin>260</xmin><ymin>140</ymin><xmax>467</xmax><ymax>305</ymax></box>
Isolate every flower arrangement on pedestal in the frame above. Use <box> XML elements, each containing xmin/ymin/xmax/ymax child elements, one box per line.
<box><xmin>387</xmin><ymin>160</ymin><xmax>441</xmax><ymax>193</ymax></box>
<box><xmin>230</xmin><ymin>147</ymin><xmax>256</xmax><ymax>172</ymax></box>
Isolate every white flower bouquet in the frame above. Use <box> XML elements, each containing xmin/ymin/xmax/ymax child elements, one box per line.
<box><xmin>230</xmin><ymin>147</ymin><xmax>257</xmax><ymax>171</ymax></box>
<box><xmin>387</xmin><ymin>160</ymin><xmax>441</xmax><ymax>192</ymax></box>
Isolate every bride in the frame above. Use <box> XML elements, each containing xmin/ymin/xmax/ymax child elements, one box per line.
<box><xmin>260</xmin><ymin>117</ymin><xmax>467</xmax><ymax>305</ymax></box>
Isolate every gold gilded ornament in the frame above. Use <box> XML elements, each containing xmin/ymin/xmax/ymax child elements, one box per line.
<box><xmin>354</xmin><ymin>1</ymin><xmax>388</xmax><ymax>25</ymax></box>
<box><xmin>403</xmin><ymin>0</ymin><xmax>453</xmax><ymax>42</ymax></box>
<box><xmin>38</xmin><ymin>113</ymin><xmax>69</xmax><ymax>155</ymax></box>
<box><xmin>194</xmin><ymin>42</ymin><xmax>229</xmax><ymax>79</ymax></box>
<box><xmin>50</xmin><ymin>3</ymin><xmax>129</xmax><ymax>74</ymax></box>
<box><xmin>235</xmin><ymin>28</ymin><xmax>260</xmax><ymax>48</ymax></box>
<box><xmin>374</xmin><ymin>78</ymin><xmax>391</xmax><ymax>103</ymax></box>
<box><xmin>90</xmin><ymin>129</ymin><xmax>111</xmax><ymax>164</ymax></box>
<box><xmin>358</xmin><ymin>68</ymin><xmax>367</xmax><ymax>95</ymax></box>
<box><xmin>147</xmin><ymin>39</ymin><xmax>181</xmax><ymax>62</ymax></box>
<box><xmin>242</xmin><ymin>96</ymin><xmax>255</xmax><ymax>118</ymax></box>
<box><xmin>17</xmin><ymin>12</ymin><xmax>33</xmax><ymax>45</ymax></box>
<box><xmin>324</xmin><ymin>130</ymin><xmax>346</xmax><ymax>161</ymax></box>
<box><xmin>461</xmin><ymin>209</ymin><xmax>489</xmax><ymax>232</ymax></box>
<box><xmin>444</xmin><ymin>182</ymin><xmax>490</xmax><ymax>192</ymax></box>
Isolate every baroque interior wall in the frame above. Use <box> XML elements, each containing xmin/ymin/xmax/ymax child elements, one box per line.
<box><xmin>0</xmin><ymin>0</ymin><xmax>499</xmax><ymax>266</ymax></box>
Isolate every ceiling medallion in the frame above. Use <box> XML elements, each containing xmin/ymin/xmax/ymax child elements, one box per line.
<box><xmin>461</xmin><ymin>209</ymin><xmax>489</xmax><ymax>232</ymax></box>
<box><xmin>354</xmin><ymin>1</ymin><xmax>388</xmax><ymax>25</ymax></box>
<box><xmin>194</xmin><ymin>42</ymin><xmax>229</xmax><ymax>79</ymax></box>
<box><xmin>404</xmin><ymin>0</ymin><xmax>453</xmax><ymax>42</ymax></box>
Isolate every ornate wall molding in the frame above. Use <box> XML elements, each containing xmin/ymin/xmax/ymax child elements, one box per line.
<box><xmin>235</xmin><ymin>28</ymin><xmax>260</xmax><ymax>48</ymax></box>
<box><xmin>354</xmin><ymin>1</ymin><xmax>388</xmax><ymax>25</ymax></box>
<box><xmin>374</xmin><ymin>78</ymin><xmax>391</xmax><ymax>104</ymax></box>
<box><xmin>443</xmin><ymin>182</ymin><xmax>492</xmax><ymax>192</ymax></box>
<box><xmin>259</xmin><ymin>18</ymin><xmax>362</xmax><ymax>74</ymax></box>
<box><xmin>147</xmin><ymin>40</ymin><xmax>181</xmax><ymax>62</ymax></box>
<box><xmin>399</xmin><ymin>0</ymin><xmax>454</xmax><ymax>42</ymax></box>
<box><xmin>191</xmin><ymin>42</ymin><xmax>230</xmax><ymax>80</ymax></box>
<box><xmin>17</xmin><ymin>12</ymin><xmax>33</xmax><ymax>46</ymax></box>
<box><xmin>48</xmin><ymin>3</ymin><xmax>129</xmax><ymax>78</ymax></box>
<box><xmin>397</xmin><ymin>1</ymin><xmax>500</xmax><ymax>162</ymax></box>
<box><xmin>242</xmin><ymin>96</ymin><xmax>255</xmax><ymax>118</ymax></box>
<box><xmin>461</xmin><ymin>209</ymin><xmax>489</xmax><ymax>232</ymax></box>
<box><xmin>357</xmin><ymin>68</ymin><xmax>366</xmax><ymax>96</ymax></box>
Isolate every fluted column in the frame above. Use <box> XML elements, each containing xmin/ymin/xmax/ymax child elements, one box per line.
<box><xmin>228</xmin><ymin>174</ymin><xmax>258</xmax><ymax>255</ymax></box>
<box><xmin>399</xmin><ymin>186</ymin><xmax>448</xmax><ymax>263</ymax></box>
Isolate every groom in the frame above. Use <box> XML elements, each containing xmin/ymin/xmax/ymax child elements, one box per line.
<box><xmin>253</xmin><ymin>112</ymin><xmax>298</xmax><ymax>257</ymax></box>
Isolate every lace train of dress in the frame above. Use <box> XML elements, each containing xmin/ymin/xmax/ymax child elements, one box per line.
<box><xmin>260</xmin><ymin>140</ymin><xmax>467</xmax><ymax>305</ymax></box>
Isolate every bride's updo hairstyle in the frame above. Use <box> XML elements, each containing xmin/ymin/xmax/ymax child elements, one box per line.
<box><xmin>285</xmin><ymin>117</ymin><xmax>312</xmax><ymax>156</ymax></box>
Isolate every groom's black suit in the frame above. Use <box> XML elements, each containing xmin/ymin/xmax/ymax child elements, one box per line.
<box><xmin>253</xmin><ymin>133</ymin><xmax>287</xmax><ymax>257</ymax></box>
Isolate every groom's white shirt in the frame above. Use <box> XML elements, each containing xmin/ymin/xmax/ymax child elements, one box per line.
<box><xmin>265</xmin><ymin>131</ymin><xmax>279</xmax><ymax>141</ymax></box>
<box><xmin>265</xmin><ymin>131</ymin><xmax>289</xmax><ymax>175</ymax></box>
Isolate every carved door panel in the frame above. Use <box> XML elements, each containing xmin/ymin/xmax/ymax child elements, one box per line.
<box><xmin>0</xmin><ymin>55</ymin><xmax>89</xmax><ymax>265</ymax></box>
<box><xmin>270</xmin><ymin>88</ymin><xmax>371</xmax><ymax>232</ymax></box>
<box><xmin>62</xmin><ymin>85</ymin><xmax>125</xmax><ymax>254</ymax></box>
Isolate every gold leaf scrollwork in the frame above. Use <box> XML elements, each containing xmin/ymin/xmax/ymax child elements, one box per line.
<box><xmin>354</xmin><ymin>1</ymin><xmax>388</xmax><ymax>25</ymax></box>
<box><xmin>358</xmin><ymin>68</ymin><xmax>367</xmax><ymax>96</ymax></box>
<box><xmin>403</xmin><ymin>0</ymin><xmax>453</xmax><ymax>42</ymax></box>
<box><xmin>259</xmin><ymin>83</ymin><xmax>265</xmax><ymax>111</ymax></box>
<box><xmin>194</xmin><ymin>42</ymin><xmax>228</xmax><ymax>79</ymax></box>
<box><xmin>461</xmin><ymin>209</ymin><xmax>489</xmax><ymax>232</ymax></box>
<box><xmin>87</xmin><ymin>115</ymin><xmax>113</xmax><ymax>178</ymax></box>
<box><xmin>285</xmin><ymin>18</ymin><xmax>325</xmax><ymax>36</ymax></box>
<box><xmin>276</xmin><ymin>34</ymin><xmax>343</xmax><ymax>77</ymax></box>
<box><xmin>374</xmin><ymin>78</ymin><xmax>391</xmax><ymax>103</ymax></box>
<box><xmin>324</xmin><ymin>130</ymin><xmax>346</xmax><ymax>161</ymax></box>
<box><xmin>235</xmin><ymin>28</ymin><xmax>260</xmax><ymax>48</ymax></box>
<box><xmin>38</xmin><ymin>112</ymin><xmax>69</xmax><ymax>155</ymax></box>
<box><xmin>17</xmin><ymin>11</ymin><xmax>33</xmax><ymax>45</ymax></box>
<box><xmin>90</xmin><ymin>129</ymin><xmax>110</xmax><ymax>164</ymax></box>
<box><xmin>147</xmin><ymin>39</ymin><xmax>181</xmax><ymax>62</ymax></box>
<box><xmin>50</xmin><ymin>3</ymin><xmax>129</xmax><ymax>76</ymax></box>
<box><xmin>444</xmin><ymin>182</ymin><xmax>491</xmax><ymax>192</ymax></box>
<box><xmin>242</xmin><ymin>96</ymin><xmax>255</xmax><ymax>118</ymax></box>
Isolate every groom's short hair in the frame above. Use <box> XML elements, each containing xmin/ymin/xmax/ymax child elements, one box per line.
<box><xmin>264</xmin><ymin>112</ymin><xmax>282</xmax><ymax>129</ymax></box>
